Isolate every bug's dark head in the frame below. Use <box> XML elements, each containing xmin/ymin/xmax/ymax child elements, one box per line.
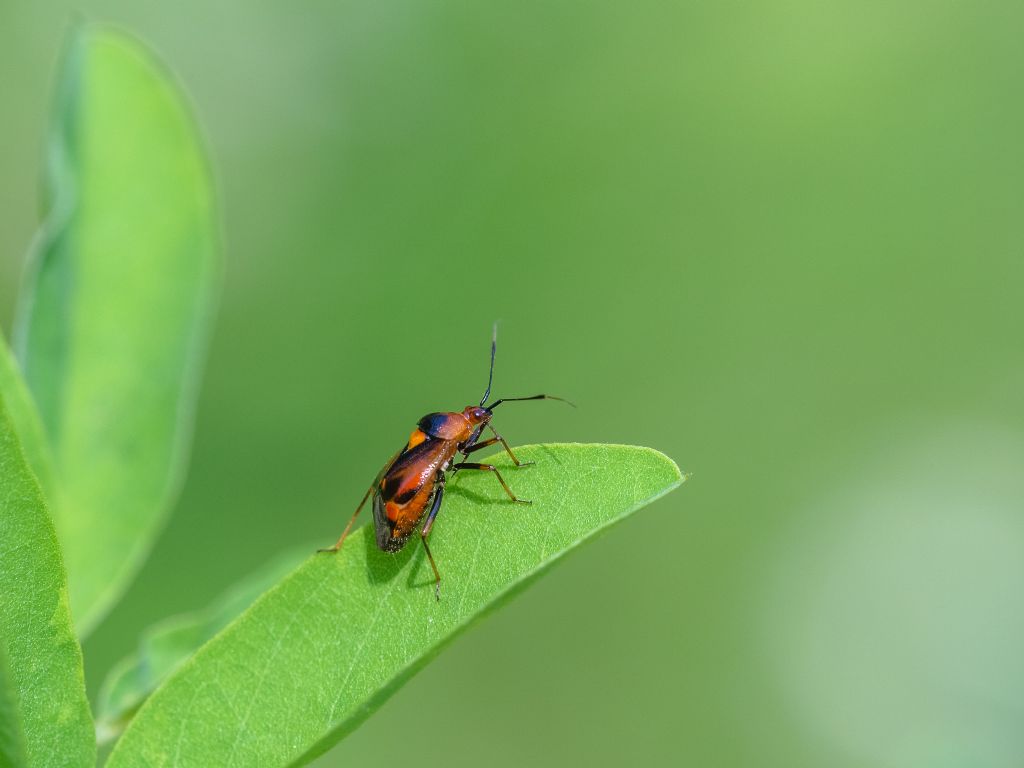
<box><xmin>462</xmin><ymin>405</ymin><xmax>493</xmax><ymax>427</ymax></box>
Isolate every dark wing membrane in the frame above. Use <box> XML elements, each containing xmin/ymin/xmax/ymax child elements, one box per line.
<box><xmin>372</xmin><ymin>491</ymin><xmax>398</xmax><ymax>551</ymax></box>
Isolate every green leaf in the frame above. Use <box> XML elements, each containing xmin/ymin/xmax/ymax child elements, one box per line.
<box><xmin>107</xmin><ymin>444</ymin><xmax>684</xmax><ymax>767</ymax></box>
<box><xmin>0</xmin><ymin>335</ymin><xmax>55</xmax><ymax>505</ymax></box>
<box><xmin>0</xmin><ymin>643</ymin><xmax>29</xmax><ymax>768</ymax></box>
<box><xmin>0</xmin><ymin>398</ymin><xmax>94</xmax><ymax>767</ymax></box>
<box><xmin>14</xmin><ymin>25</ymin><xmax>222</xmax><ymax>636</ymax></box>
<box><xmin>96</xmin><ymin>546</ymin><xmax>314</xmax><ymax>743</ymax></box>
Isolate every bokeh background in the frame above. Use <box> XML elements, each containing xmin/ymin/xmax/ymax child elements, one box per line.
<box><xmin>3</xmin><ymin>2</ymin><xmax>1024</xmax><ymax>766</ymax></box>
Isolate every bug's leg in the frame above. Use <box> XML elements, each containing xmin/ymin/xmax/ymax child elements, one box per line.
<box><xmin>319</xmin><ymin>484</ymin><xmax>374</xmax><ymax>553</ymax></box>
<box><xmin>460</xmin><ymin>435</ymin><xmax>500</xmax><ymax>455</ymax></box>
<box><xmin>420</xmin><ymin>475</ymin><xmax>446</xmax><ymax>601</ymax></box>
<box><xmin>467</xmin><ymin>423</ymin><xmax>485</xmax><ymax>447</ymax></box>
<box><xmin>462</xmin><ymin>425</ymin><xmax>534</xmax><ymax>467</ymax></box>
<box><xmin>451</xmin><ymin>462</ymin><xmax>531</xmax><ymax>504</ymax></box>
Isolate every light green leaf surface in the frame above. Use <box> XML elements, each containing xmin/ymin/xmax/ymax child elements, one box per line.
<box><xmin>14</xmin><ymin>25</ymin><xmax>221</xmax><ymax>636</ymax></box>
<box><xmin>96</xmin><ymin>546</ymin><xmax>314</xmax><ymax>742</ymax></box>
<box><xmin>0</xmin><ymin>335</ymin><xmax>55</xmax><ymax>503</ymax></box>
<box><xmin>0</xmin><ymin>400</ymin><xmax>94</xmax><ymax>767</ymax></box>
<box><xmin>107</xmin><ymin>444</ymin><xmax>683</xmax><ymax>767</ymax></box>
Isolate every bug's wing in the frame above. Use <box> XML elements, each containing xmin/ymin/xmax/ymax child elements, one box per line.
<box><xmin>373</xmin><ymin>477</ymin><xmax>436</xmax><ymax>552</ymax></box>
<box><xmin>371</xmin><ymin>491</ymin><xmax>405</xmax><ymax>552</ymax></box>
<box><xmin>372</xmin><ymin>491</ymin><xmax>392</xmax><ymax>550</ymax></box>
<box><xmin>372</xmin><ymin>439</ymin><xmax>445</xmax><ymax>552</ymax></box>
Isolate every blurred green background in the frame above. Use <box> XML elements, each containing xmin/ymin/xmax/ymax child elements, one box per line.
<box><xmin>3</xmin><ymin>2</ymin><xmax>1024</xmax><ymax>766</ymax></box>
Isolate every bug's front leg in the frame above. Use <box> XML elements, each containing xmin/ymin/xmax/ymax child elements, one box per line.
<box><xmin>451</xmin><ymin>462</ymin><xmax>531</xmax><ymax>504</ymax></box>
<box><xmin>420</xmin><ymin>474</ymin><xmax>446</xmax><ymax>601</ymax></box>
<box><xmin>461</xmin><ymin>425</ymin><xmax>534</xmax><ymax>467</ymax></box>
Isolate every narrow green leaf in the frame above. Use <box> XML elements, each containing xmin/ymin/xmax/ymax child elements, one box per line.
<box><xmin>0</xmin><ymin>335</ymin><xmax>55</xmax><ymax>504</ymax></box>
<box><xmin>0</xmin><ymin>399</ymin><xmax>94</xmax><ymax>767</ymax></box>
<box><xmin>14</xmin><ymin>25</ymin><xmax>222</xmax><ymax>636</ymax></box>
<box><xmin>96</xmin><ymin>546</ymin><xmax>313</xmax><ymax>742</ymax></box>
<box><xmin>107</xmin><ymin>444</ymin><xmax>684</xmax><ymax>767</ymax></box>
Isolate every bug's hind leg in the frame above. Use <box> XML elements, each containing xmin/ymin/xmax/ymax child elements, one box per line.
<box><xmin>420</xmin><ymin>475</ymin><xmax>446</xmax><ymax>600</ymax></box>
<box><xmin>452</xmin><ymin>462</ymin><xmax>532</xmax><ymax>504</ymax></box>
<box><xmin>319</xmin><ymin>484</ymin><xmax>374</xmax><ymax>553</ymax></box>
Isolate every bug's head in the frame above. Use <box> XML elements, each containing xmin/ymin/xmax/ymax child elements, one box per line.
<box><xmin>462</xmin><ymin>405</ymin><xmax>492</xmax><ymax>426</ymax></box>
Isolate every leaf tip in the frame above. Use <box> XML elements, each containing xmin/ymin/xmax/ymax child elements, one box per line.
<box><xmin>626</xmin><ymin>444</ymin><xmax>688</xmax><ymax>488</ymax></box>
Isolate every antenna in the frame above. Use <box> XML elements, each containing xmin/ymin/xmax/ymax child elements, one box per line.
<box><xmin>479</xmin><ymin>323</ymin><xmax>498</xmax><ymax>406</ymax></box>
<box><xmin>486</xmin><ymin>394</ymin><xmax>576</xmax><ymax>410</ymax></box>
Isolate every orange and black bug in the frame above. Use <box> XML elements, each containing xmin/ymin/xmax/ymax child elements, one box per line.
<box><xmin>320</xmin><ymin>327</ymin><xmax>571</xmax><ymax>599</ymax></box>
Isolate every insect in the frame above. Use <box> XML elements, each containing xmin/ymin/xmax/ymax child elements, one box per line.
<box><xmin>320</xmin><ymin>327</ymin><xmax>571</xmax><ymax>600</ymax></box>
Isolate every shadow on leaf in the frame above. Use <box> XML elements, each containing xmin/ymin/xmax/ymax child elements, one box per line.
<box><xmin>363</xmin><ymin>530</ymin><xmax>415</xmax><ymax>586</ymax></box>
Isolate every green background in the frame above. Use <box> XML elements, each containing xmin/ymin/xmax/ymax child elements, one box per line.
<box><xmin>3</xmin><ymin>2</ymin><xmax>1024</xmax><ymax>766</ymax></box>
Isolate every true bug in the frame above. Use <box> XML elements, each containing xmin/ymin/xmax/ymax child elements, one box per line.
<box><xmin>320</xmin><ymin>327</ymin><xmax>571</xmax><ymax>599</ymax></box>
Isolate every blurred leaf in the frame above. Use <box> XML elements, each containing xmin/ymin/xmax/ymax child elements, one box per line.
<box><xmin>0</xmin><ymin>335</ymin><xmax>55</xmax><ymax>504</ymax></box>
<box><xmin>106</xmin><ymin>444</ymin><xmax>683</xmax><ymax>766</ymax></box>
<box><xmin>13</xmin><ymin>25</ymin><xmax>221</xmax><ymax>636</ymax></box>
<box><xmin>96</xmin><ymin>546</ymin><xmax>314</xmax><ymax>743</ymax></box>
<box><xmin>0</xmin><ymin>399</ymin><xmax>94</xmax><ymax>767</ymax></box>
